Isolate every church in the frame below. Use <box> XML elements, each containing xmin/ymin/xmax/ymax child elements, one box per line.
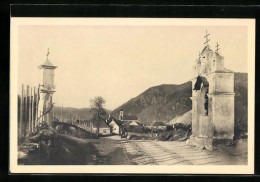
<box><xmin>118</xmin><ymin>109</ymin><xmax>140</xmax><ymax>125</ymax></box>
<box><xmin>189</xmin><ymin>31</ymin><xmax>235</xmax><ymax>150</ymax></box>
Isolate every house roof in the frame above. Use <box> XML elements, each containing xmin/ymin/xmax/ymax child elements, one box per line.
<box><xmin>38</xmin><ymin>59</ymin><xmax>57</xmax><ymax>69</ymax></box>
<box><xmin>121</xmin><ymin>115</ymin><xmax>138</xmax><ymax>121</ymax></box>
<box><xmin>81</xmin><ymin>119</ymin><xmax>110</xmax><ymax>128</ymax></box>
<box><xmin>111</xmin><ymin>119</ymin><xmax>123</xmax><ymax>127</ymax></box>
<box><xmin>107</xmin><ymin>116</ymin><xmax>123</xmax><ymax>126</ymax></box>
<box><xmin>93</xmin><ymin>120</ymin><xmax>110</xmax><ymax>128</ymax></box>
<box><xmin>214</xmin><ymin>68</ymin><xmax>234</xmax><ymax>73</ymax></box>
<box><xmin>201</xmin><ymin>45</ymin><xmax>213</xmax><ymax>54</ymax></box>
<box><xmin>122</xmin><ymin>120</ymin><xmax>143</xmax><ymax>126</ymax></box>
<box><xmin>152</xmin><ymin>121</ymin><xmax>166</xmax><ymax>126</ymax></box>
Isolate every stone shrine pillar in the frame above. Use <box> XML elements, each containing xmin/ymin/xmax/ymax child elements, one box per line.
<box><xmin>189</xmin><ymin>33</ymin><xmax>235</xmax><ymax>150</ymax></box>
<box><xmin>37</xmin><ymin>49</ymin><xmax>57</xmax><ymax>126</ymax></box>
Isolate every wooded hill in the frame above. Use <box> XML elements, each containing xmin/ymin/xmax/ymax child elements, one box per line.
<box><xmin>51</xmin><ymin>107</ymin><xmax>95</xmax><ymax>121</ymax></box>
<box><xmin>111</xmin><ymin>81</ymin><xmax>192</xmax><ymax>125</ymax></box>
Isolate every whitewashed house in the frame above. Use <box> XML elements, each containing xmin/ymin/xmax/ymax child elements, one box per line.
<box><xmin>106</xmin><ymin>116</ymin><xmax>122</xmax><ymax>135</ymax></box>
<box><xmin>78</xmin><ymin>119</ymin><xmax>111</xmax><ymax>136</ymax></box>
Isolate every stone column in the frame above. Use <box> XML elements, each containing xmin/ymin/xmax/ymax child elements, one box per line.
<box><xmin>38</xmin><ymin>92</ymin><xmax>46</xmax><ymax>125</ymax></box>
<box><xmin>212</xmin><ymin>93</ymin><xmax>235</xmax><ymax>140</ymax></box>
<box><xmin>190</xmin><ymin>96</ymin><xmax>199</xmax><ymax>137</ymax></box>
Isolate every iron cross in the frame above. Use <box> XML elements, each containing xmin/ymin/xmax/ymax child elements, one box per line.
<box><xmin>204</xmin><ymin>30</ymin><xmax>210</xmax><ymax>45</ymax></box>
<box><xmin>215</xmin><ymin>42</ymin><xmax>220</xmax><ymax>53</ymax></box>
<box><xmin>47</xmin><ymin>48</ymin><xmax>50</xmax><ymax>59</ymax></box>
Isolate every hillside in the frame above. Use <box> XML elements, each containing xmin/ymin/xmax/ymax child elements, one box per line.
<box><xmin>111</xmin><ymin>73</ymin><xmax>248</xmax><ymax>133</ymax></box>
<box><xmin>168</xmin><ymin>110</ymin><xmax>192</xmax><ymax>125</ymax></box>
<box><xmin>111</xmin><ymin>82</ymin><xmax>192</xmax><ymax>125</ymax></box>
<box><xmin>50</xmin><ymin>107</ymin><xmax>95</xmax><ymax>122</ymax></box>
<box><xmin>234</xmin><ymin>72</ymin><xmax>248</xmax><ymax>136</ymax></box>
<box><xmin>50</xmin><ymin>106</ymin><xmax>112</xmax><ymax>122</ymax></box>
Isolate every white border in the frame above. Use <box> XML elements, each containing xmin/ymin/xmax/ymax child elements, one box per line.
<box><xmin>10</xmin><ymin>18</ymin><xmax>255</xmax><ymax>174</ymax></box>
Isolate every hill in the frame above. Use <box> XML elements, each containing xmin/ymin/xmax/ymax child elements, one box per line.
<box><xmin>111</xmin><ymin>72</ymin><xmax>248</xmax><ymax>134</ymax></box>
<box><xmin>168</xmin><ymin>110</ymin><xmax>192</xmax><ymax>125</ymax></box>
<box><xmin>50</xmin><ymin>107</ymin><xmax>95</xmax><ymax>122</ymax></box>
<box><xmin>111</xmin><ymin>82</ymin><xmax>192</xmax><ymax>125</ymax></box>
<box><xmin>234</xmin><ymin>72</ymin><xmax>248</xmax><ymax>136</ymax></box>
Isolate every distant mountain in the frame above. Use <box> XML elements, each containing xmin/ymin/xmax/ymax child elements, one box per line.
<box><xmin>111</xmin><ymin>82</ymin><xmax>192</xmax><ymax>125</ymax></box>
<box><xmin>50</xmin><ymin>107</ymin><xmax>95</xmax><ymax>122</ymax></box>
<box><xmin>111</xmin><ymin>72</ymin><xmax>248</xmax><ymax>134</ymax></box>
<box><xmin>50</xmin><ymin>107</ymin><xmax>111</xmax><ymax>122</ymax></box>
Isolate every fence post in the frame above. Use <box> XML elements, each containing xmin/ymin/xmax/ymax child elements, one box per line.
<box><xmin>31</xmin><ymin>87</ymin><xmax>34</xmax><ymax>133</ymax></box>
<box><xmin>18</xmin><ymin>95</ymin><xmax>20</xmax><ymax>143</ymax></box>
<box><xmin>33</xmin><ymin>87</ymin><xmax>36</xmax><ymax>132</ymax></box>
<box><xmin>22</xmin><ymin>86</ymin><xmax>25</xmax><ymax>138</ymax></box>
<box><xmin>19</xmin><ymin>84</ymin><xmax>24</xmax><ymax>143</ymax></box>
<box><xmin>24</xmin><ymin>86</ymin><xmax>27</xmax><ymax>136</ymax></box>
<box><xmin>35</xmin><ymin>86</ymin><xmax>39</xmax><ymax>130</ymax></box>
<box><xmin>26</xmin><ymin>85</ymin><xmax>30</xmax><ymax>136</ymax></box>
<box><xmin>28</xmin><ymin>86</ymin><xmax>31</xmax><ymax>134</ymax></box>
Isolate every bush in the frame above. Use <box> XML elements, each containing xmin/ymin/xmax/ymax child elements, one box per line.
<box><xmin>129</xmin><ymin>134</ymin><xmax>142</xmax><ymax>140</ymax></box>
<box><xmin>125</xmin><ymin>126</ymin><xmax>144</xmax><ymax>133</ymax></box>
<box><xmin>51</xmin><ymin>121</ymin><xmax>96</xmax><ymax>139</ymax></box>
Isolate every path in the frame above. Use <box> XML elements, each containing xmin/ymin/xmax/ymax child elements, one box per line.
<box><xmin>120</xmin><ymin>140</ymin><xmax>222</xmax><ymax>165</ymax></box>
<box><xmin>19</xmin><ymin>134</ymin><xmax>247</xmax><ymax>165</ymax></box>
<box><xmin>112</xmin><ymin>136</ymin><xmax>247</xmax><ymax>165</ymax></box>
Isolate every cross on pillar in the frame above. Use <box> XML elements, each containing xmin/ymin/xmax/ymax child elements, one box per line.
<box><xmin>47</xmin><ymin>48</ymin><xmax>50</xmax><ymax>60</ymax></box>
<box><xmin>215</xmin><ymin>42</ymin><xmax>220</xmax><ymax>53</ymax></box>
<box><xmin>204</xmin><ymin>30</ymin><xmax>210</xmax><ymax>46</ymax></box>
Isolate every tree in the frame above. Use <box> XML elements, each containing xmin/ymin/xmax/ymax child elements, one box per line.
<box><xmin>89</xmin><ymin>96</ymin><xmax>107</xmax><ymax>137</ymax></box>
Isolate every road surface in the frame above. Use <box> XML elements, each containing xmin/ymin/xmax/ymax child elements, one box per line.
<box><xmin>20</xmin><ymin>134</ymin><xmax>247</xmax><ymax>165</ymax></box>
<box><xmin>98</xmin><ymin>135</ymin><xmax>247</xmax><ymax>165</ymax></box>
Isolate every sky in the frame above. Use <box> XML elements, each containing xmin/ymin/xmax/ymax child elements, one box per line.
<box><xmin>17</xmin><ymin>24</ymin><xmax>248</xmax><ymax>110</ymax></box>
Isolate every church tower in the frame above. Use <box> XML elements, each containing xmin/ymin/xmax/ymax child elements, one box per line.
<box><xmin>37</xmin><ymin>49</ymin><xmax>57</xmax><ymax>125</ymax></box>
<box><xmin>190</xmin><ymin>31</ymin><xmax>235</xmax><ymax>150</ymax></box>
<box><xmin>119</xmin><ymin>109</ymin><xmax>124</xmax><ymax>120</ymax></box>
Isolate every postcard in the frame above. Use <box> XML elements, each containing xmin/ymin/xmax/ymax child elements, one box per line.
<box><xmin>10</xmin><ymin>18</ymin><xmax>255</xmax><ymax>174</ymax></box>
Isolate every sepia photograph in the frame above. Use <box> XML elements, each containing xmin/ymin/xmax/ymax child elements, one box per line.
<box><xmin>10</xmin><ymin>18</ymin><xmax>255</xmax><ymax>174</ymax></box>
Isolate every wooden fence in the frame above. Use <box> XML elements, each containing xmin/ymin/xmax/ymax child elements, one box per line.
<box><xmin>17</xmin><ymin>84</ymin><xmax>40</xmax><ymax>144</ymax></box>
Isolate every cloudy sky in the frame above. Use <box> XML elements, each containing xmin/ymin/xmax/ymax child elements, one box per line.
<box><xmin>17</xmin><ymin>22</ymin><xmax>248</xmax><ymax>110</ymax></box>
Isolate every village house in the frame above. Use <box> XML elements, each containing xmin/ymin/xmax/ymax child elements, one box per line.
<box><xmin>118</xmin><ymin>109</ymin><xmax>144</xmax><ymax>132</ymax></box>
<box><xmin>150</xmin><ymin>121</ymin><xmax>167</xmax><ymax>130</ymax></box>
<box><xmin>106</xmin><ymin>116</ymin><xmax>122</xmax><ymax>135</ymax></box>
<box><xmin>122</xmin><ymin>120</ymin><xmax>143</xmax><ymax>127</ymax></box>
<box><xmin>118</xmin><ymin>109</ymin><xmax>139</xmax><ymax>123</ymax></box>
<box><xmin>77</xmin><ymin>119</ymin><xmax>111</xmax><ymax>136</ymax></box>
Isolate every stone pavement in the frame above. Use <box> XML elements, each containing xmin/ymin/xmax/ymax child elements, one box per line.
<box><xmin>120</xmin><ymin>139</ymin><xmax>225</xmax><ymax>165</ymax></box>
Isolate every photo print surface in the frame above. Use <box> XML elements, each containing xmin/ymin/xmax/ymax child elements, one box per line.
<box><xmin>10</xmin><ymin>18</ymin><xmax>255</xmax><ymax>174</ymax></box>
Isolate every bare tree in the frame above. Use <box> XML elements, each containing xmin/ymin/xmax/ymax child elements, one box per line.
<box><xmin>90</xmin><ymin>96</ymin><xmax>107</xmax><ymax>137</ymax></box>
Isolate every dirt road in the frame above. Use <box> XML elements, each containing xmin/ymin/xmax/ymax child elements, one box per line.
<box><xmin>20</xmin><ymin>134</ymin><xmax>247</xmax><ymax>165</ymax></box>
<box><xmin>120</xmin><ymin>137</ymin><xmax>247</xmax><ymax>165</ymax></box>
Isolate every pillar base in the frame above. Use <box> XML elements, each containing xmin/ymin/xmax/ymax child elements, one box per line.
<box><xmin>212</xmin><ymin>138</ymin><xmax>234</xmax><ymax>146</ymax></box>
<box><xmin>189</xmin><ymin>135</ymin><xmax>234</xmax><ymax>150</ymax></box>
<box><xmin>189</xmin><ymin>135</ymin><xmax>213</xmax><ymax>150</ymax></box>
